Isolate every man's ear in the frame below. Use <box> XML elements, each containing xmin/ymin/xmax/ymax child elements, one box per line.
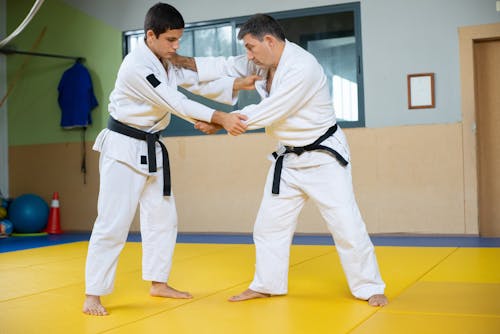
<box><xmin>146</xmin><ymin>29</ymin><xmax>155</xmax><ymax>40</ymax></box>
<box><xmin>264</xmin><ymin>35</ymin><xmax>275</xmax><ymax>47</ymax></box>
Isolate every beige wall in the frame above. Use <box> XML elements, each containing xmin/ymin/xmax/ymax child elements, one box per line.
<box><xmin>9</xmin><ymin>141</ymin><xmax>100</xmax><ymax>231</ymax></box>
<box><xmin>9</xmin><ymin>123</ymin><xmax>469</xmax><ymax>234</ymax></box>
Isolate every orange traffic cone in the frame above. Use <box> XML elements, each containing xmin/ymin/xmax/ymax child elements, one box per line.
<box><xmin>46</xmin><ymin>192</ymin><xmax>62</xmax><ymax>234</ymax></box>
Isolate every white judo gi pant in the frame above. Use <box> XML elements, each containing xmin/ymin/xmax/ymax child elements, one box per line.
<box><xmin>249</xmin><ymin>152</ymin><xmax>385</xmax><ymax>300</ymax></box>
<box><xmin>85</xmin><ymin>154</ymin><xmax>177</xmax><ymax>296</ymax></box>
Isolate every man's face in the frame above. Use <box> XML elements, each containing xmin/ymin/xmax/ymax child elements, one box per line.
<box><xmin>242</xmin><ymin>34</ymin><xmax>274</xmax><ymax>68</ymax></box>
<box><xmin>146</xmin><ymin>28</ymin><xmax>183</xmax><ymax>60</ymax></box>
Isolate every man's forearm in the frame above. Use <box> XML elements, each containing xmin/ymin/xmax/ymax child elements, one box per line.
<box><xmin>172</xmin><ymin>54</ymin><xmax>197</xmax><ymax>72</ymax></box>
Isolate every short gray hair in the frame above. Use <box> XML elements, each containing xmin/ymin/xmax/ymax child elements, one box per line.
<box><xmin>237</xmin><ymin>14</ymin><xmax>285</xmax><ymax>41</ymax></box>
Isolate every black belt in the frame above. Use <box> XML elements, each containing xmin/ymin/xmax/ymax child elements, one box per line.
<box><xmin>271</xmin><ymin>124</ymin><xmax>348</xmax><ymax>195</ymax></box>
<box><xmin>107</xmin><ymin>117</ymin><xmax>171</xmax><ymax>196</ymax></box>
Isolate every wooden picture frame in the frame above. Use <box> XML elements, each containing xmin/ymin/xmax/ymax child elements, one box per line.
<box><xmin>407</xmin><ymin>73</ymin><xmax>435</xmax><ymax>109</ymax></box>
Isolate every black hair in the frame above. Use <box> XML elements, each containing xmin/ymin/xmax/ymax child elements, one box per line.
<box><xmin>237</xmin><ymin>14</ymin><xmax>286</xmax><ymax>41</ymax></box>
<box><xmin>144</xmin><ymin>3</ymin><xmax>184</xmax><ymax>37</ymax></box>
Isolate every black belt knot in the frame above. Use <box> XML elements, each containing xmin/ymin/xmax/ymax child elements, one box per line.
<box><xmin>107</xmin><ymin>117</ymin><xmax>171</xmax><ymax>196</ymax></box>
<box><xmin>271</xmin><ymin>124</ymin><xmax>348</xmax><ymax>195</ymax></box>
<box><xmin>286</xmin><ymin>146</ymin><xmax>306</xmax><ymax>156</ymax></box>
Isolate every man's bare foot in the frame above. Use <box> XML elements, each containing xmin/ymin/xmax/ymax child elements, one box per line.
<box><xmin>228</xmin><ymin>289</ymin><xmax>271</xmax><ymax>302</ymax></box>
<box><xmin>368</xmin><ymin>294</ymin><xmax>388</xmax><ymax>306</ymax></box>
<box><xmin>83</xmin><ymin>295</ymin><xmax>108</xmax><ymax>316</ymax></box>
<box><xmin>150</xmin><ymin>282</ymin><xmax>193</xmax><ymax>299</ymax></box>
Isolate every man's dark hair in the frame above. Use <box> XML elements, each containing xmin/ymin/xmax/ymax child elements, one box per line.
<box><xmin>237</xmin><ymin>14</ymin><xmax>286</xmax><ymax>41</ymax></box>
<box><xmin>144</xmin><ymin>3</ymin><xmax>184</xmax><ymax>37</ymax></box>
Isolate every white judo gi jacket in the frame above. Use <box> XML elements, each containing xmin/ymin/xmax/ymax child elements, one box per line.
<box><xmin>94</xmin><ymin>38</ymin><xmax>236</xmax><ymax>173</ymax></box>
<box><xmin>194</xmin><ymin>40</ymin><xmax>386</xmax><ymax>300</ymax></box>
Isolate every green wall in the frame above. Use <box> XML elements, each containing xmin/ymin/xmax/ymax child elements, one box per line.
<box><xmin>7</xmin><ymin>0</ymin><xmax>121</xmax><ymax>146</ymax></box>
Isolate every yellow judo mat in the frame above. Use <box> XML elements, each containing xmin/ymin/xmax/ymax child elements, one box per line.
<box><xmin>1</xmin><ymin>242</ymin><xmax>499</xmax><ymax>333</ymax></box>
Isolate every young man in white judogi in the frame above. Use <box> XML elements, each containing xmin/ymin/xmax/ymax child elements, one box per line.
<box><xmin>83</xmin><ymin>3</ymin><xmax>255</xmax><ymax>316</ymax></box>
<box><xmin>173</xmin><ymin>14</ymin><xmax>388</xmax><ymax>306</ymax></box>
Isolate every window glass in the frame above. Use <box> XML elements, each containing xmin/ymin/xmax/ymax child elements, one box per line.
<box><xmin>194</xmin><ymin>25</ymin><xmax>233</xmax><ymax>57</ymax></box>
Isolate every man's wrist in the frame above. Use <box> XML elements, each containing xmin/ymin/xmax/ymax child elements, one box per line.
<box><xmin>210</xmin><ymin>111</ymin><xmax>226</xmax><ymax>126</ymax></box>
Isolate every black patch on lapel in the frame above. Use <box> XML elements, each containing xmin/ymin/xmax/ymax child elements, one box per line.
<box><xmin>146</xmin><ymin>74</ymin><xmax>161</xmax><ymax>88</ymax></box>
<box><xmin>140</xmin><ymin>155</ymin><xmax>147</xmax><ymax>165</ymax></box>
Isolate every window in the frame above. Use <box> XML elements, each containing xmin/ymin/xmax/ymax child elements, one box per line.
<box><xmin>123</xmin><ymin>3</ymin><xmax>364</xmax><ymax>136</ymax></box>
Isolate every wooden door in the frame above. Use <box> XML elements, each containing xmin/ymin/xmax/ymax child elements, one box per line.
<box><xmin>475</xmin><ymin>39</ymin><xmax>500</xmax><ymax>236</ymax></box>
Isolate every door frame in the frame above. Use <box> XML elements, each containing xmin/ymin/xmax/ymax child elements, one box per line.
<box><xmin>0</xmin><ymin>0</ymin><xmax>8</xmax><ymax>198</ymax></box>
<box><xmin>459</xmin><ymin>22</ymin><xmax>500</xmax><ymax>234</ymax></box>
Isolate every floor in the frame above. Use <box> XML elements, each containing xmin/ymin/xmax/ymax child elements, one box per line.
<box><xmin>0</xmin><ymin>234</ymin><xmax>499</xmax><ymax>334</ymax></box>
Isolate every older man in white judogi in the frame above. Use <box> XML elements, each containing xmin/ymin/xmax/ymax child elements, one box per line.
<box><xmin>175</xmin><ymin>13</ymin><xmax>388</xmax><ymax>306</ymax></box>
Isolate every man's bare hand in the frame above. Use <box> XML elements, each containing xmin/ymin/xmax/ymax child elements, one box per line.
<box><xmin>233</xmin><ymin>75</ymin><xmax>262</xmax><ymax>91</ymax></box>
<box><xmin>211</xmin><ymin>111</ymin><xmax>248</xmax><ymax>136</ymax></box>
<box><xmin>194</xmin><ymin>121</ymin><xmax>222</xmax><ymax>135</ymax></box>
<box><xmin>223</xmin><ymin>113</ymin><xmax>248</xmax><ymax>136</ymax></box>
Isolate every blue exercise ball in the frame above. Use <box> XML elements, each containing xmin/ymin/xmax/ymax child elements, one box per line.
<box><xmin>9</xmin><ymin>194</ymin><xmax>49</xmax><ymax>233</ymax></box>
